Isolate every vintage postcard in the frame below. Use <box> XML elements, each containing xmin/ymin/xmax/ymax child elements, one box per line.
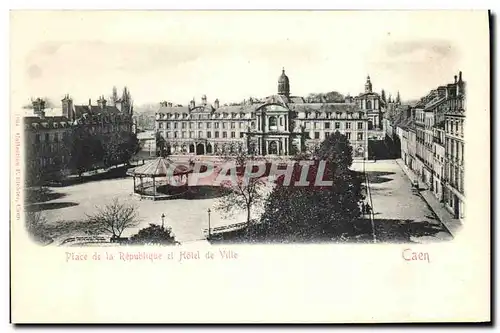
<box><xmin>10</xmin><ymin>10</ymin><xmax>490</xmax><ymax>323</ymax></box>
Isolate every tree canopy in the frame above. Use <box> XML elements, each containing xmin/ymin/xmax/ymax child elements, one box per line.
<box><xmin>257</xmin><ymin>131</ymin><xmax>362</xmax><ymax>242</ymax></box>
<box><xmin>129</xmin><ymin>224</ymin><xmax>179</xmax><ymax>245</ymax></box>
<box><xmin>306</xmin><ymin>91</ymin><xmax>345</xmax><ymax>103</ymax></box>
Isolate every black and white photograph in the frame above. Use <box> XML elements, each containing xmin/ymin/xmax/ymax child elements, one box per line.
<box><xmin>9</xmin><ymin>10</ymin><xmax>490</xmax><ymax>324</ymax></box>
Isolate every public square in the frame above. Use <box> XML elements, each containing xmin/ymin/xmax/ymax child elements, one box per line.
<box><xmin>33</xmin><ymin>173</ymin><xmax>268</xmax><ymax>244</ymax></box>
<box><xmin>30</xmin><ymin>158</ymin><xmax>453</xmax><ymax>245</ymax></box>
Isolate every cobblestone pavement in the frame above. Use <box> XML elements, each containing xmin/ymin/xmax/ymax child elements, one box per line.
<box><xmin>351</xmin><ymin>160</ymin><xmax>453</xmax><ymax>243</ymax></box>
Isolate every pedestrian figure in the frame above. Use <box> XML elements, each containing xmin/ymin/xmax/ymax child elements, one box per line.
<box><xmin>366</xmin><ymin>204</ymin><xmax>372</xmax><ymax>215</ymax></box>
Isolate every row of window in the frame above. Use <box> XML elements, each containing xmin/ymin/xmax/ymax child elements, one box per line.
<box><xmin>159</xmin><ymin>121</ymin><xmax>253</xmax><ymax>130</ymax></box>
<box><xmin>158</xmin><ymin>111</ymin><xmax>368</xmax><ymax>121</ymax></box>
<box><xmin>303</xmin><ymin>121</ymin><xmax>365</xmax><ymax>130</ymax></box>
<box><xmin>446</xmin><ymin>118</ymin><xmax>464</xmax><ymax>137</ymax></box>
<box><xmin>164</xmin><ymin>131</ymin><xmax>246</xmax><ymax>139</ymax></box>
<box><xmin>34</xmin><ymin>132</ymin><xmax>70</xmax><ymax>143</ymax></box>
<box><xmin>161</xmin><ymin>130</ymin><xmax>365</xmax><ymax>141</ymax></box>
<box><xmin>302</xmin><ymin>111</ymin><xmax>366</xmax><ymax>119</ymax></box>
<box><xmin>33</xmin><ymin>125</ymin><xmax>130</xmax><ymax>143</ymax></box>
<box><xmin>312</xmin><ymin>132</ymin><xmax>364</xmax><ymax>140</ymax></box>
<box><xmin>34</xmin><ymin>155</ymin><xmax>66</xmax><ymax>167</ymax></box>
<box><xmin>160</xmin><ymin>112</ymin><xmax>255</xmax><ymax>120</ymax></box>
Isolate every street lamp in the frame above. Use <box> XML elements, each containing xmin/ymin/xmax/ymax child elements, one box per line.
<box><xmin>207</xmin><ymin>208</ymin><xmax>211</xmax><ymax>239</ymax></box>
<box><xmin>161</xmin><ymin>213</ymin><xmax>165</xmax><ymax>229</ymax></box>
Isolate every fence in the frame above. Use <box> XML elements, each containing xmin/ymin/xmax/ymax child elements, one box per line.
<box><xmin>59</xmin><ymin>236</ymin><xmax>108</xmax><ymax>246</ymax></box>
<box><xmin>202</xmin><ymin>221</ymin><xmax>253</xmax><ymax>237</ymax></box>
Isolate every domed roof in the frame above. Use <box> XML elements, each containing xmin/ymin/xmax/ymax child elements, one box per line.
<box><xmin>278</xmin><ymin>68</ymin><xmax>289</xmax><ymax>84</ymax></box>
<box><xmin>278</xmin><ymin>67</ymin><xmax>290</xmax><ymax>96</ymax></box>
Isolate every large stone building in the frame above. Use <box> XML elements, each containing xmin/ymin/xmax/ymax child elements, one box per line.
<box><xmin>23</xmin><ymin>87</ymin><xmax>135</xmax><ymax>183</ymax></box>
<box><xmin>394</xmin><ymin>72</ymin><xmax>465</xmax><ymax>220</ymax></box>
<box><xmin>155</xmin><ymin>69</ymin><xmax>386</xmax><ymax>159</ymax></box>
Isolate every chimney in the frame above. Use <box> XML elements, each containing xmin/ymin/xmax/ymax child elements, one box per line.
<box><xmin>88</xmin><ymin>98</ymin><xmax>92</xmax><ymax>111</ymax></box>
<box><xmin>62</xmin><ymin>94</ymin><xmax>74</xmax><ymax>121</ymax></box>
<box><xmin>202</xmin><ymin>94</ymin><xmax>207</xmax><ymax>106</ymax></box>
<box><xmin>214</xmin><ymin>98</ymin><xmax>220</xmax><ymax>109</ymax></box>
<box><xmin>437</xmin><ymin>86</ymin><xmax>446</xmax><ymax>98</ymax></box>
<box><xmin>454</xmin><ymin>75</ymin><xmax>457</xmax><ymax>83</ymax></box>
<box><xmin>97</xmin><ymin>95</ymin><xmax>107</xmax><ymax>109</ymax></box>
<box><xmin>189</xmin><ymin>98</ymin><xmax>195</xmax><ymax>110</ymax></box>
<box><xmin>459</xmin><ymin>71</ymin><xmax>463</xmax><ymax>82</ymax></box>
<box><xmin>32</xmin><ymin>97</ymin><xmax>46</xmax><ymax>119</ymax></box>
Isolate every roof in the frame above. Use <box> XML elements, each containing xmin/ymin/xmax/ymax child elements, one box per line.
<box><xmin>289</xmin><ymin>102</ymin><xmax>360</xmax><ymax>113</ymax></box>
<box><xmin>356</xmin><ymin>92</ymin><xmax>381</xmax><ymax>99</ymax></box>
<box><xmin>424</xmin><ymin>96</ymin><xmax>446</xmax><ymax>111</ymax></box>
<box><xmin>156</xmin><ymin>103</ymin><xmax>259</xmax><ymax>115</ymax></box>
<box><xmin>391</xmin><ymin>110</ymin><xmax>406</xmax><ymax>127</ymax></box>
<box><xmin>397</xmin><ymin>115</ymin><xmax>415</xmax><ymax>130</ymax></box>
<box><xmin>24</xmin><ymin>115</ymin><xmax>73</xmax><ymax>130</ymax></box>
<box><xmin>129</xmin><ymin>157</ymin><xmax>193</xmax><ymax>177</ymax></box>
<box><xmin>73</xmin><ymin>105</ymin><xmax>122</xmax><ymax>119</ymax></box>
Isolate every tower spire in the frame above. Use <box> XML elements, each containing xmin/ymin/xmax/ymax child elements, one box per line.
<box><xmin>278</xmin><ymin>68</ymin><xmax>290</xmax><ymax>97</ymax></box>
<box><xmin>365</xmin><ymin>75</ymin><xmax>373</xmax><ymax>93</ymax></box>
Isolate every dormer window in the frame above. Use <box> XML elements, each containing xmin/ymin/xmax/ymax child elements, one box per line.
<box><xmin>223</xmin><ymin>113</ymin><xmax>229</xmax><ymax>118</ymax></box>
<box><xmin>231</xmin><ymin>113</ymin><xmax>237</xmax><ymax>118</ymax></box>
<box><xmin>306</xmin><ymin>112</ymin><xmax>311</xmax><ymax>118</ymax></box>
<box><xmin>175</xmin><ymin>114</ymin><xmax>179</xmax><ymax>119</ymax></box>
<box><xmin>240</xmin><ymin>113</ymin><xmax>245</xmax><ymax>118</ymax></box>
<box><xmin>326</xmin><ymin>112</ymin><xmax>332</xmax><ymax>119</ymax></box>
<box><xmin>315</xmin><ymin>112</ymin><xmax>321</xmax><ymax>118</ymax></box>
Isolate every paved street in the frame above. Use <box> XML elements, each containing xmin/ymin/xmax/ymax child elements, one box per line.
<box><xmin>351</xmin><ymin>160</ymin><xmax>453</xmax><ymax>243</ymax></box>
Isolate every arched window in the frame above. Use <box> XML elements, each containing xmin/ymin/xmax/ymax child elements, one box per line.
<box><xmin>269</xmin><ymin>116</ymin><xmax>277</xmax><ymax>130</ymax></box>
<box><xmin>366</xmin><ymin>100</ymin><xmax>372</xmax><ymax>109</ymax></box>
<box><xmin>269</xmin><ymin>141</ymin><xmax>278</xmax><ymax>155</ymax></box>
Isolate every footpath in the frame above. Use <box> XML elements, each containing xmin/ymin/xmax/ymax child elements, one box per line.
<box><xmin>395</xmin><ymin>159</ymin><xmax>462</xmax><ymax>237</ymax></box>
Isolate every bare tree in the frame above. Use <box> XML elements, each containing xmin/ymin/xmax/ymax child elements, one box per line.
<box><xmin>216</xmin><ymin>143</ymin><xmax>267</xmax><ymax>227</ymax></box>
<box><xmin>25</xmin><ymin>211</ymin><xmax>53</xmax><ymax>245</ymax></box>
<box><xmin>86</xmin><ymin>198</ymin><xmax>140</xmax><ymax>238</ymax></box>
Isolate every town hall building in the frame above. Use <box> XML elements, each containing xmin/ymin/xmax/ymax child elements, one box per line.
<box><xmin>155</xmin><ymin>69</ymin><xmax>386</xmax><ymax>159</ymax></box>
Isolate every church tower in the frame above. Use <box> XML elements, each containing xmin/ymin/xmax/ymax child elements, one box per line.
<box><xmin>121</xmin><ymin>87</ymin><xmax>132</xmax><ymax>114</ymax></box>
<box><xmin>365</xmin><ymin>75</ymin><xmax>373</xmax><ymax>93</ymax></box>
<box><xmin>278</xmin><ymin>68</ymin><xmax>290</xmax><ymax>97</ymax></box>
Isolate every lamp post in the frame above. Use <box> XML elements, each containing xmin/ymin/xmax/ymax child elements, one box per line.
<box><xmin>207</xmin><ymin>208</ymin><xmax>211</xmax><ymax>239</ymax></box>
<box><xmin>161</xmin><ymin>213</ymin><xmax>165</xmax><ymax>229</ymax></box>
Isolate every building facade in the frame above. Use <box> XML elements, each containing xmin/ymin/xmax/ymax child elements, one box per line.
<box><xmin>353</xmin><ymin>75</ymin><xmax>386</xmax><ymax>135</ymax></box>
<box><xmin>443</xmin><ymin>72</ymin><xmax>465</xmax><ymax>219</ymax></box>
<box><xmin>24</xmin><ymin>87</ymin><xmax>135</xmax><ymax>183</ymax></box>
<box><xmin>155</xmin><ymin>69</ymin><xmax>382</xmax><ymax>159</ymax></box>
<box><xmin>394</xmin><ymin>72</ymin><xmax>466</xmax><ymax>220</ymax></box>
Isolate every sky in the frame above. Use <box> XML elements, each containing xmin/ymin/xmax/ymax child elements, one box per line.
<box><xmin>10</xmin><ymin>11</ymin><xmax>487</xmax><ymax>109</ymax></box>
